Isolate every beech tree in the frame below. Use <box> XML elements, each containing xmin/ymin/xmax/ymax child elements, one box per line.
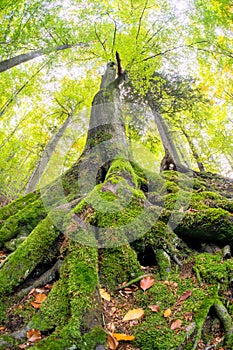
<box><xmin>0</xmin><ymin>1</ymin><xmax>233</xmax><ymax>349</ymax></box>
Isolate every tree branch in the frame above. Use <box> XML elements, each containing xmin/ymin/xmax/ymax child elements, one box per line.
<box><xmin>0</xmin><ymin>43</ymin><xmax>87</xmax><ymax>73</ymax></box>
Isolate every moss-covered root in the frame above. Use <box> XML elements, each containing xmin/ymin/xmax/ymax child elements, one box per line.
<box><xmin>172</xmin><ymin>208</ymin><xmax>233</xmax><ymax>245</ymax></box>
<box><xmin>0</xmin><ymin>198</ymin><xmax>48</xmax><ymax>248</ymax></box>
<box><xmin>0</xmin><ymin>192</ymin><xmax>40</xmax><ymax>222</ymax></box>
<box><xmin>0</xmin><ymin>212</ymin><xmax>61</xmax><ymax>295</ymax></box>
<box><xmin>30</xmin><ymin>243</ymin><xmax>106</xmax><ymax>350</ymax></box>
<box><xmin>214</xmin><ymin>301</ymin><xmax>233</xmax><ymax>347</ymax></box>
<box><xmin>100</xmin><ymin>245</ymin><xmax>142</xmax><ymax>290</ymax></box>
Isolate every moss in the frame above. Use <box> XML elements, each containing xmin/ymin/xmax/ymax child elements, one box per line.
<box><xmin>0</xmin><ymin>192</ymin><xmax>39</xmax><ymax>222</ymax></box>
<box><xmin>193</xmin><ymin>252</ymin><xmax>233</xmax><ymax>285</ymax></box>
<box><xmin>100</xmin><ymin>245</ymin><xmax>142</xmax><ymax>289</ymax></box>
<box><xmin>0</xmin><ymin>214</ymin><xmax>60</xmax><ymax>295</ymax></box>
<box><xmin>134</xmin><ymin>282</ymin><xmax>182</xmax><ymax>350</ymax></box>
<box><xmin>162</xmin><ymin>190</ymin><xmax>192</xmax><ymax>211</ymax></box>
<box><xmin>106</xmin><ymin>159</ymin><xmax>139</xmax><ymax>187</ymax></box>
<box><xmin>29</xmin><ymin>279</ymin><xmax>70</xmax><ymax>331</ymax></box>
<box><xmin>134</xmin><ymin>276</ymin><xmax>211</xmax><ymax>350</ymax></box>
<box><xmin>0</xmin><ymin>199</ymin><xmax>48</xmax><ymax>248</ymax></box>
<box><xmin>159</xmin><ymin>180</ymin><xmax>179</xmax><ymax>194</ymax></box>
<box><xmin>31</xmin><ymin>243</ymin><xmax>102</xmax><ymax>350</ymax></box>
<box><xmin>88</xmin><ymin>129</ymin><xmax>112</xmax><ymax>148</ymax></box>
<box><xmin>173</xmin><ymin>208</ymin><xmax>233</xmax><ymax>245</ymax></box>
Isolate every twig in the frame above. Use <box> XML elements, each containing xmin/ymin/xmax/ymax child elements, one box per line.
<box><xmin>117</xmin><ymin>274</ymin><xmax>151</xmax><ymax>290</ymax></box>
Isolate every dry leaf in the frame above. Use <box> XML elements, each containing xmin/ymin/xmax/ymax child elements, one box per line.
<box><xmin>170</xmin><ymin>319</ymin><xmax>182</xmax><ymax>330</ymax></box>
<box><xmin>148</xmin><ymin>305</ymin><xmax>160</xmax><ymax>312</ymax></box>
<box><xmin>107</xmin><ymin>332</ymin><xmax>119</xmax><ymax>350</ymax></box>
<box><xmin>18</xmin><ymin>344</ymin><xmax>27</xmax><ymax>349</ymax></box>
<box><xmin>26</xmin><ymin>329</ymin><xmax>41</xmax><ymax>343</ymax></box>
<box><xmin>31</xmin><ymin>301</ymin><xmax>41</xmax><ymax>309</ymax></box>
<box><xmin>113</xmin><ymin>333</ymin><xmax>135</xmax><ymax>341</ymax></box>
<box><xmin>0</xmin><ymin>326</ymin><xmax>5</xmax><ymax>331</ymax></box>
<box><xmin>34</xmin><ymin>293</ymin><xmax>47</xmax><ymax>303</ymax></box>
<box><xmin>163</xmin><ymin>308</ymin><xmax>172</xmax><ymax>318</ymax></box>
<box><xmin>177</xmin><ymin>290</ymin><xmax>192</xmax><ymax>303</ymax></box>
<box><xmin>140</xmin><ymin>276</ymin><xmax>154</xmax><ymax>292</ymax></box>
<box><xmin>99</xmin><ymin>288</ymin><xmax>111</xmax><ymax>301</ymax></box>
<box><xmin>123</xmin><ymin>308</ymin><xmax>144</xmax><ymax>321</ymax></box>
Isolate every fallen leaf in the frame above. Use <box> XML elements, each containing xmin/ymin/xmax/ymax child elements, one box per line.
<box><xmin>170</xmin><ymin>319</ymin><xmax>182</xmax><ymax>330</ymax></box>
<box><xmin>140</xmin><ymin>276</ymin><xmax>154</xmax><ymax>291</ymax></box>
<box><xmin>99</xmin><ymin>288</ymin><xmax>111</xmax><ymax>301</ymax></box>
<box><xmin>31</xmin><ymin>301</ymin><xmax>41</xmax><ymax>309</ymax></box>
<box><xmin>34</xmin><ymin>293</ymin><xmax>47</xmax><ymax>303</ymax></box>
<box><xmin>0</xmin><ymin>326</ymin><xmax>5</xmax><ymax>331</ymax></box>
<box><xmin>177</xmin><ymin>290</ymin><xmax>192</xmax><ymax>303</ymax></box>
<box><xmin>148</xmin><ymin>305</ymin><xmax>160</xmax><ymax>312</ymax></box>
<box><xmin>18</xmin><ymin>344</ymin><xmax>27</xmax><ymax>349</ymax></box>
<box><xmin>123</xmin><ymin>308</ymin><xmax>145</xmax><ymax>321</ymax></box>
<box><xmin>113</xmin><ymin>333</ymin><xmax>135</xmax><ymax>341</ymax></box>
<box><xmin>26</xmin><ymin>329</ymin><xmax>41</xmax><ymax>343</ymax></box>
<box><xmin>107</xmin><ymin>332</ymin><xmax>118</xmax><ymax>350</ymax></box>
<box><xmin>163</xmin><ymin>308</ymin><xmax>172</xmax><ymax>318</ymax></box>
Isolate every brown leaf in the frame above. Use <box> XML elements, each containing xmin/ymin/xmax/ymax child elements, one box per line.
<box><xmin>163</xmin><ymin>308</ymin><xmax>172</xmax><ymax>318</ymax></box>
<box><xmin>178</xmin><ymin>290</ymin><xmax>192</xmax><ymax>303</ymax></box>
<box><xmin>107</xmin><ymin>332</ymin><xmax>119</xmax><ymax>350</ymax></box>
<box><xmin>140</xmin><ymin>276</ymin><xmax>154</xmax><ymax>291</ymax></box>
<box><xmin>148</xmin><ymin>305</ymin><xmax>160</xmax><ymax>312</ymax></box>
<box><xmin>34</xmin><ymin>293</ymin><xmax>47</xmax><ymax>304</ymax></box>
<box><xmin>113</xmin><ymin>333</ymin><xmax>135</xmax><ymax>341</ymax></box>
<box><xmin>123</xmin><ymin>308</ymin><xmax>145</xmax><ymax>321</ymax></box>
<box><xmin>26</xmin><ymin>329</ymin><xmax>41</xmax><ymax>343</ymax></box>
<box><xmin>99</xmin><ymin>288</ymin><xmax>111</xmax><ymax>301</ymax></box>
<box><xmin>31</xmin><ymin>301</ymin><xmax>41</xmax><ymax>309</ymax></box>
<box><xmin>170</xmin><ymin>319</ymin><xmax>182</xmax><ymax>330</ymax></box>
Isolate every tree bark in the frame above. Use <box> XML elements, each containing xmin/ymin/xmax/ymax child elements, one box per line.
<box><xmin>24</xmin><ymin>110</ymin><xmax>73</xmax><ymax>194</ymax></box>
<box><xmin>0</xmin><ymin>43</ymin><xmax>84</xmax><ymax>73</ymax></box>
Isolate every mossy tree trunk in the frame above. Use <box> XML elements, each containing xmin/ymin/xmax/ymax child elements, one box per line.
<box><xmin>0</xmin><ymin>63</ymin><xmax>233</xmax><ymax>350</ymax></box>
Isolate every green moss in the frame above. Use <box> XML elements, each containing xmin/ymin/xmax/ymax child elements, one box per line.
<box><xmin>88</xmin><ymin>129</ymin><xmax>112</xmax><ymax>148</ymax></box>
<box><xmin>0</xmin><ymin>192</ymin><xmax>39</xmax><ymax>222</ymax></box>
<box><xmin>134</xmin><ymin>276</ymin><xmax>212</xmax><ymax>350</ymax></box>
<box><xmin>174</xmin><ymin>208</ymin><xmax>233</xmax><ymax>244</ymax></box>
<box><xmin>193</xmin><ymin>252</ymin><xmax>233</xmax><ymax>285</ymax></box>
<box><xmin>30</xmin><ymin>280</ymin><xmax>70</xmax><ymax>331</ymax></box>
<box><xmin>162</xmin><ymin>190</ymin><xmax>192</xmax><ymax>211</ymax></box>
<box><xmin>0</xmin><ymin>199</ymin><xmax>48</xmax><ymax>248</ymax></box>
<box><xmin>106</xmin><ymin>159</ymin><xmax>139</xmax><ymax>187</ymax></box>
<box><xmin>0</xmin><ymin>214</ymin><xmax>60</xmax><ymax>295</ymax></box>
<box><xmin>100</xmin><ymin>245</ymin><xmax>142</xmax><ymax>289</ymax></box>
<box><xmin>160</xmin><ymin>180</ymin><xmax>179</xmax><ymax>194</ymax></box>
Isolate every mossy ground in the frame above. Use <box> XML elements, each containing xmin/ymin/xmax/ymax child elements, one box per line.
<box><xmin>0</xmin><ymin>165</ymin><xmax>232</xmax><ymax>349</ymax></box>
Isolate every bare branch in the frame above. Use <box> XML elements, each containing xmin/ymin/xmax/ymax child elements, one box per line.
<box><xmin>136</xmin><ymin>0</ymin><xmax>149</xmax><ymax>41</ymax></box>
<box><xmin>94</xmin><ymin>25</ymin><xmax>107</xmax><ymax>52</ymax></box>
<box><xmin>0</xmin><ymin>42</ymin><xmax>87</xmax><ymax>73</ymax></box>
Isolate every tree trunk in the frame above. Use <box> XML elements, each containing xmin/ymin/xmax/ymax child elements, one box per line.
<box><xmin>146</xmin><ymin>93</ymin><xmax>181</xmax><ymax>165</ymax></box>
<box><xmin>24</xmin><ymin>111</ymin><xmax>73</xmax><ymax>194</ymax></box>
<box><xmin>0</xmin><ymin>44</ymin><xmax>83</xmax><ymax>73</ymax></box>
<box><xmin>181</xmin><ymin>127</ymin><xmax>205</xmax><ymax>172</ymax></box>
<box><xmin>0</xmin><ymin>64</ymin><xmax>233</xmax><ymax>350</ymax></box>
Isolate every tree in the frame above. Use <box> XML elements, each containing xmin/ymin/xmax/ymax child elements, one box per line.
<box><xmin>0</xmin><ymin>58</ymin><xmax>233</xmax><ymax>350</ymax></box>
<box><xmin>0</xmin><ymin>1</ymin><xmax>233</xmax><ymax>349</ymax></box>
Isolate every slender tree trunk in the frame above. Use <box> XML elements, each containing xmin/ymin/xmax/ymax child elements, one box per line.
<box><xmin>24</xmin><ymin>111</ymin><xmax>73</xmax><ymax>194</ymax></box>
<box><xmin>181</xmin><ymin>127</ymin><xmax>205</xmax><ymax>171</ymax></box>
<box><xmin>147</xmin><ymin>95</ymin><xmax>181</xmax><ymax>164</ymax></box>
<box><xmin>0</xmin><ymin>43</ymin><xmax>85</xmax><ymax>73</ymax></box>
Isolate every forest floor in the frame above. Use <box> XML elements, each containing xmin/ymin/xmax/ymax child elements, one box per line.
<box><xmin>0</xmin><ymin>247</ymin><xmax>226</xmax><ymax>350</ymax></box>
